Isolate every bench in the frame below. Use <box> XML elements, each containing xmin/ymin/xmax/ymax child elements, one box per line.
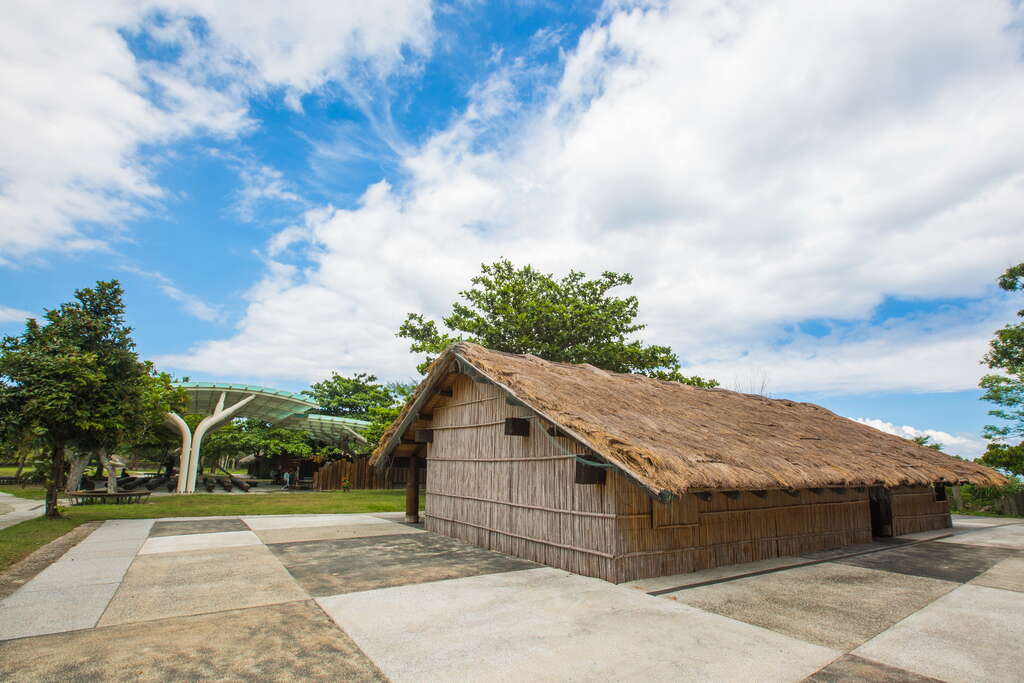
<box><xmin>66</xmin><ymin>490</ymin><xmax>151</xmax><ymax>505</ymax></box>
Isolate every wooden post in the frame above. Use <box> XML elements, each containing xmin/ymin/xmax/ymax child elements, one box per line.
<box><xmin>405</xmin><ymin>449</ymin><xmax>421</xmax><ymax>523</ymax></box>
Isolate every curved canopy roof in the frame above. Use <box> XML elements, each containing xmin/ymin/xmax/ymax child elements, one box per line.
<box><xmin>178</xmin><ymin>382</ymin><xmax>318</xmax><ymax>424</ymax></box>
<box><xmin>276</xmin><ymin>413</ymin><xmax>368</xmax><ymax>444</ymax></box>
<box><xmin>175</xmin><ymin>382</ymin><xmax>369</xmax><ymax>445</ymax></box>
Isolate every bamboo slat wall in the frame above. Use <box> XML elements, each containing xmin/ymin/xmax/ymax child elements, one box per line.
<box><xmin>425</xmin><ymin>375</ymin><xmax>622</xmax><ymax>581</ymax></box>
<box><xmin>890</xmin><ymin>485</ymin><xmax>951</xmax><ymax>535</ymax></box>
<box><xmin>613</xmin><ymin>487</ymin><xmax>872</xmax><ymax>582</ymax></box>
<box><xmin>422</xmin><ymin>373</ymin><xmax>940</xmax><ymax>583</ymax></box>
<box><xmin>312</xmin><ymin>458</ymin><xmax>415</xmax><ymax>491</ymax></box>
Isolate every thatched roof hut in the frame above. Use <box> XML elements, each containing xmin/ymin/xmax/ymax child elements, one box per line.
<box><xmin>373</xmin><ymin>343</ymin><xmax>1003</xmax><ymax>582</ymax></box>
<box><xmin>375</xmin><ymin>342</ymin><xmax>1002</xmax><ymax>496</ymax></box>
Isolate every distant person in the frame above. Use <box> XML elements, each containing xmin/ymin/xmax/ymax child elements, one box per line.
<box><xmin>281</xmin><ymin>470</ymin><xmax>291</xmax><ymax>490</ymax></box>
<box><xmin>120</xmin><ymin>468</ymin><xmax>128</xmax><ymax>478</ymax></box>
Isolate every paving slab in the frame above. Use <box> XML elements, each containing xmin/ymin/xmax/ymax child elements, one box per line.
<box><xmin>934</xmin><ymin>523</ymin><xmax>1024</xmax><ymax>550</ymax></box>
<box><xmin>149</xmin><ymin>518</ymin><xmax>250</xmax><ymax>536</ymax></box>
<box><xmin>24</xmin><ymin>554</ymin><xmax>135</xmax><ymax>591</ymax></box>
<box><xmin>242</xmin><ymin>514</ymin><xmax>390</xmax><ymax>530</ymax></box>
<box><xmin>256</xmin><ymin>521</ymin><xmax>422</xmax><ymax>545</ymax></box>
<box><xmin>318</xmin><ymin>567</ymin><xmax>839</xmax><ymax>683</ymax></box>
<box><xmin>834</xmin><ymin>540</ymin><xmax>1014</xmax><ymax>583</ymax></box>
<box><xmin>0</xmin><ymin>600</ymin><xmax>385</xmax><ymax>682</ymax></box>
<box><xmin>137</xmin><ymin>529</ymin><xmax>261</xmax><ymax>555</ymax></box>
<box><xmin>0</xmin><ymin>582</ymin><xmax>119</xmax><ymax>641</ymax></box>
<box><xmin>88</xmin><ymin>518</ymin><xmax>154</xmax><ymax>540</ymax></box>
<box><xmin>951</xmin><ymin>514</ymin><xmax>1017</xmax><ymax>527</ymax></box>
<box><xmin>623</xmin><ymin>556</ymin><xmax>799</xmax><ymax>593</ymax></box>
<box><xmin>855</xmin><ymin>583</ymin><xmax>1024</xmax><ymax>682</ymax></box>
<box><xmin>666</xmin><ymin>561</ymin><xmax>957</xmax><ymax>650</ymax></box>
<box><xmin>802</xmin><ymin>654</ymin><xmax>943</xmax><ymax>682</ymax></box>
<box><xmin>270</xmin><ymin>531</ymin><xmax>538</xmax><ymax>596</ymax></box>
<box><xmin>98</xmin><ymin>544</ymin><xmax>307</xmax><ymax>626</ymax></box>
<box><xmin>970</xmin><ymin>555</ymin><xmax>1024</xmax><ymax>592</ymax></box>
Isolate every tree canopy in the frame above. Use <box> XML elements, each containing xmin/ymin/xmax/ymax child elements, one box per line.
<box><xmin>195</xmin><ymin>418</ymin><xmax>313</xmax><ymax>466</ymax></box>
<box><xmin>305</xmin><ymin>371</ymin><xmax>414</xmax><ymax>450</ymax></box>
<box><xmin>0</xmin><ymin>280</ymin><xmax>184</xmax><ymax>515</ymax></box>
<box><xmin>979</xmin><ymin>262</ymin><xmax>1024</xmax><ymax>478</ymax></box>
<box><xmin>397</xmin><ymin>259</ymin><xmax>717</xmax><ymax>387</ymax></box>
<box><xmin>305</xmin><ymin>372</ymin><xmax>396</xmax><ymax>421</ymax></box>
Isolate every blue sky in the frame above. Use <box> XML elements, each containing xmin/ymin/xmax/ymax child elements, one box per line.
<box><xmin>3</xmin><ymin>1</ymin><xmax>1024</xmax><ymax>458</ymax></box>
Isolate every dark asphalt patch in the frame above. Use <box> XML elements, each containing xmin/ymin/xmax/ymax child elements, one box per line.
<box><xmin>834</xmin><ymin>541</ymin><xmax>1015</xmax><ymax>584</ymax></box>
<box><xmin>149</xmin><ymin>518</ymin><xmax>250</xmax><ymax>537</ymax></box>
<box><xmin>802</xmin><ymin>654</ymin><xmax>943</xmax><ymax>682</ymax></box>
<box><xmin>0</xmin><ymin>600</ymin><xmax>385</xmax><ymax>683</ymax></box>
<box><xmin>268</xmin><ymin>532</ymin><xmax>539</xmax><ymax>596</ymax></box>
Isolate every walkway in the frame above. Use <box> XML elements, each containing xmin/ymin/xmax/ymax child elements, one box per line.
<box><xmin>0</xmin><ymin>514</ymin><xmax>1021</xmax><ymax>681</ymax></box>
<box><xmin>0</xmin><ymin>492</ymin><xmax>44</xmax><ymax>531</ymax></box>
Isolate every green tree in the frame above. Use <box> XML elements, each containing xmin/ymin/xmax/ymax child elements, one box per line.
<box><xmin>911</xmin><ymin>435</ymin><xmax>943</xmax><ymax>451</ymax></box>
<box><xmin>362</xmin><ymin>382</ymin><xmax>416</xmax><ymax>448</ymax></box>
<box><xmin>305</xmin><ymin>372</ymin><xmax>397</xmax><ymax>421</ymax></box>
<box><xmin>306</xmin><ymin>372</ymin><xmax>415</xmax><ymax>451</ymax></box>
<box><xmin>196</xmin><ymin>418</ymin><xmax>313</xmax><ymax>468</ymax></box>
<box><xmin>979</xmin><ymin>262</ymin><xmax>1024</xmax><ymax>478</ymax></box>
<box><xmin>397</xmin><ymin>259</ymin><xmax>717</xmax><ymax>387</ymax></box>
<box><xmin>0</xmin><ymin>281</ymin><xmax>184</xmax><ymax>515</ymax></box>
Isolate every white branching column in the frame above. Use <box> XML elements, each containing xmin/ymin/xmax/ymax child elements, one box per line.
<box><xmin>167</xmin><ymin>391</ymin><xmax>255</xmax><ymax>494</ymax></box>
<box><xmin>164</xmin><ymin>413</ymin><xmax>193</xmax><ymax>494</ymax></box>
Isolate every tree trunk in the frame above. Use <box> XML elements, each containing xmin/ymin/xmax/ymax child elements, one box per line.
<box><xmin>65</xmin><ymin>452</ymin><xmax>90</xmax><ymax>492</ymax></box>
<box><xmin>99</xmin><ymin>449</ymin><xmax>118</xmax><ymax>494</ymax></box>
<box><xmin>14</xmin><ymin>449</ymin><xmax>26</xmax><ymax>481</ymax></box>
<box><xmin>46</xmin><ymin>443</ymin><xmax>64</xmax><ymax>518</ymax></box>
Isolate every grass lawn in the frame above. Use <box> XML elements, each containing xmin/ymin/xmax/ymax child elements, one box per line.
<box><xmin>0</xmin><ymin>486</ymin><xmax>46</xmax><ymax>500</ymax></box>
<box><xmin>0</xmin><ymin>488</ymin><xmax>420</xmax><ymax>573</ymax></box>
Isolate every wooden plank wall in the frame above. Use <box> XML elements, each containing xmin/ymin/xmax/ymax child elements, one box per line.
<box><xmin>312</xmin><ymin>458</ymin><xmax>413</xmax><ymax>490</ymax></box>
<box><xmin>890</xmin><ymin>484</ymin><xmax>951</xmax><ymax>535</ymax></box>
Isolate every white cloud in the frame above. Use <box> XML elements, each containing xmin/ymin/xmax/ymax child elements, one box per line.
<box><xmin>122</xmin><ymin>267</ymin><xmax>220</xmax><ymax>322</ymax></box>
<box><xmin>165</xmin><ymin>1</ymin><xmax>1024</xmax><ymax>395</ymax></box>
<box><xmin>854</xmin><ymin>418</ymin><xmax>988</xmax><ymax>460</ymax></box>
<box><xmin>232</xmin><ymin>161</ymin><xmax>305</xmax><ymax>223</ymax></box>
<box><xmin>0</xmin><ymin>306</ymin><xmax>34</xmax><ymax>323</ymax></box>
<box><xmin>0</xmin><ymin>0</ymin><xmax>433</xmax><ymax>264</ymax></box>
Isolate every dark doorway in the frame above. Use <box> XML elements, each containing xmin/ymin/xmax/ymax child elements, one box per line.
<box><xmin>868</xmin><ymin>486</ymin><xmax>893</xmax><ymax>537</ymax></box>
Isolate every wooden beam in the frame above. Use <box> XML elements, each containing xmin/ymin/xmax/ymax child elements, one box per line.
<box><xmin>405</xmin><ymin>447</ymin><xmax>422</xmax><ymax>524</ymax></box>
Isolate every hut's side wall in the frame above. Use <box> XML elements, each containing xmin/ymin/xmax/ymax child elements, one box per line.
<box><xmin>611</xmin><ymin>487</ymin><xmax>873</xmax><ymax>582</ymax></box>
<box><xmin>890</xmin><ymin>484</ymin><xmax>951</xmax><ymax>535</ymax></box>
<box><xmin>424</xmin><ymin>375</ymin><xmax>622</xmax><ymax>581</ymax></box>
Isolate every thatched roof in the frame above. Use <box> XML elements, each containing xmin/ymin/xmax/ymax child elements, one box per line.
<box><xmin>374</xmin><ymin>343</ymin><xmax>1004</xmax><ymax>498</ymax></box>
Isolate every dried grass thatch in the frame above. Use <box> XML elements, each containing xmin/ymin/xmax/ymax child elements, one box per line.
<box><xmin>375</xmin><ymin>343</ymin><xmax>1004</xmax><ymax>497</ymax></box>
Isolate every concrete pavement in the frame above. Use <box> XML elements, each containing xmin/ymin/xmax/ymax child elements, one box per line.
<box><xmin>0</xmin><ymin>512</ymin><xmax>1020</xmax><ymax>681</ymax></box>
<box><xmin>0</xmin><ymin>491</ymin><xmax>44</xmax><ymax>530</ymax></box>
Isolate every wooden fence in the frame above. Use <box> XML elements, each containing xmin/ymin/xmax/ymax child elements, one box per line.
<box><xmin>312</xmin><ymin>458</ymin><xmax>421</xmax><ymax>491</ymax></box>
